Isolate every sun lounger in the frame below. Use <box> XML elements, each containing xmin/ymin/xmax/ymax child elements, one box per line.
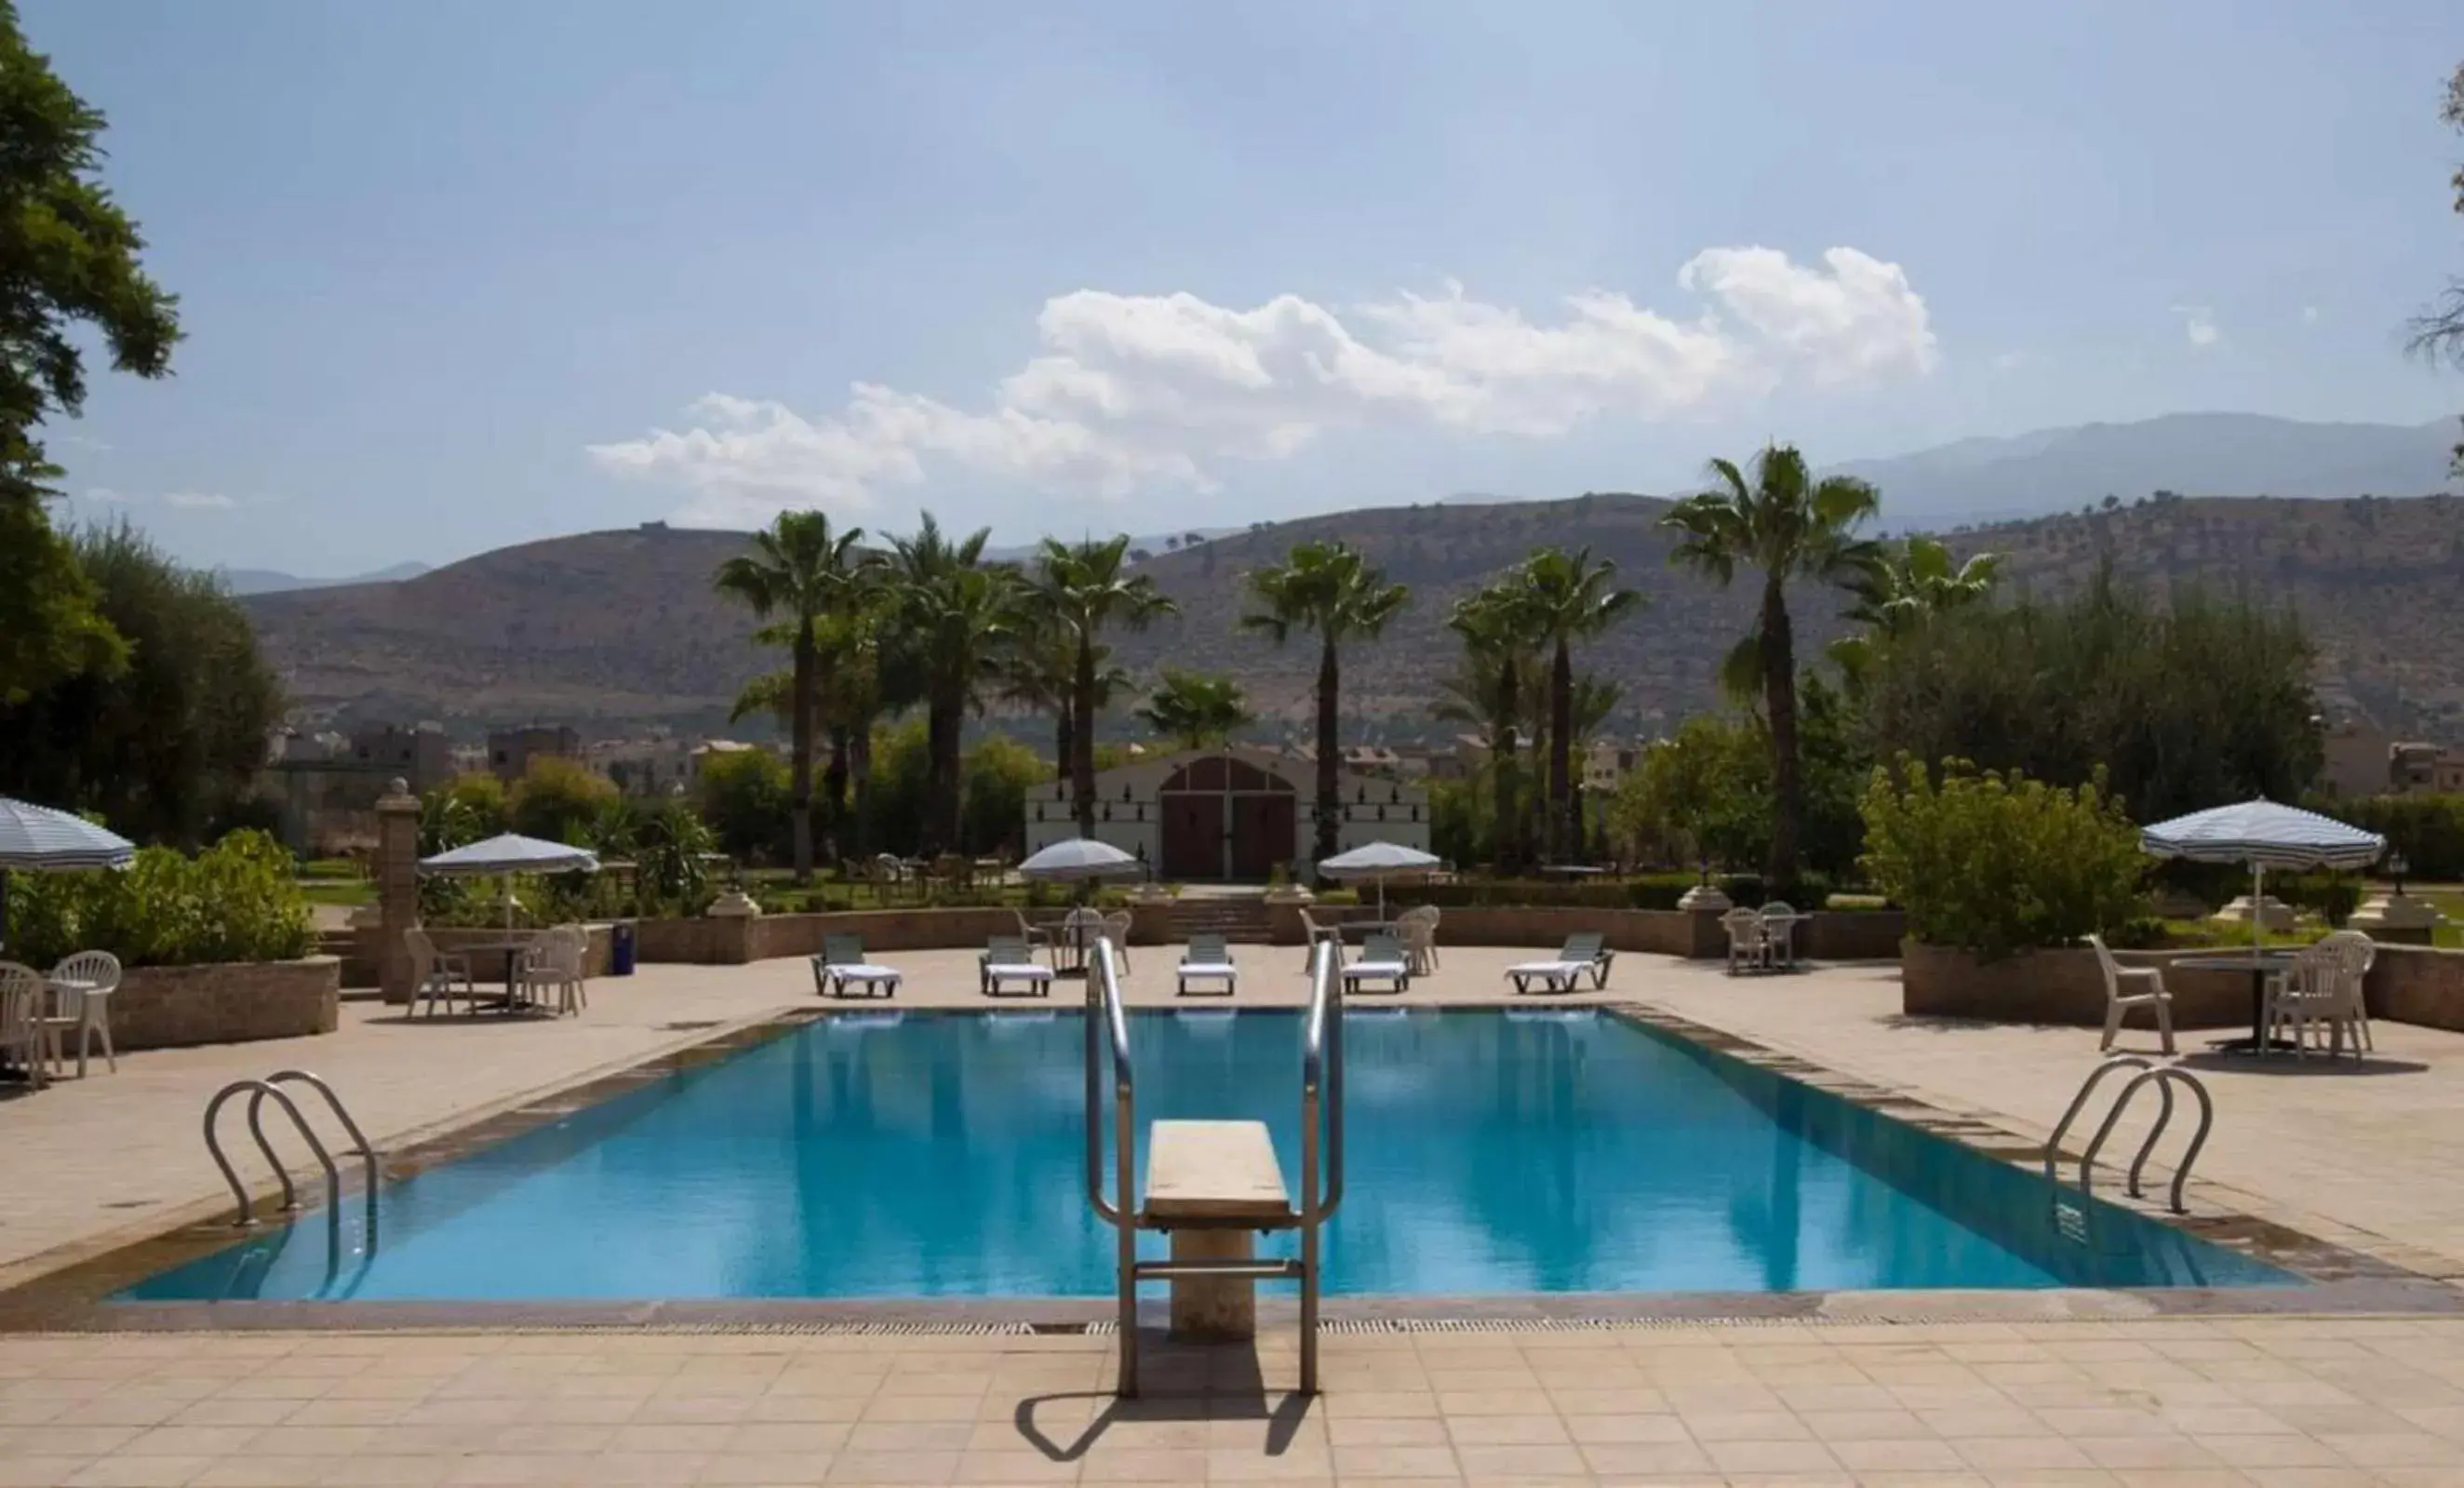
<box><xmin>1506</xmin><ymin>932</ymin><xmax>1614</xmax><ymax>994</ymax></box>
<box><xmin>980</xmin><ymin>933</ymin><xmax>1055</xmax><ymax>998</ymax></box>
<box><xmin>1177</xmin><ymin>932</ymin><xmax>1239</xmax><ymax>997</ymax></box>
<box><xmin>811</xmin><ymin>933</ymin><xmax>902</xmax><ymax>999</ymax></box>
<box><xmin>1341</xmin><ymin>932</ymin><xmax>1413</xmax><ymax>994</ymax></box>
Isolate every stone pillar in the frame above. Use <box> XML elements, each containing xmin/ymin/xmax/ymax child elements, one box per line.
<box><xmin>375</xmin><ymin>779</ymin><xmax>421</xmax><ymax>1005</ymax></box>
<box><xmin>1168</xmin><ymin>1229</ymin><xmax>1257</xmax><ymax>1341</ymax></box>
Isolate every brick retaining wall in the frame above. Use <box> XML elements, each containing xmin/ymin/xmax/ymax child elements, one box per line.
<box><xmin>2365</xmin><ymin>945</ymin><xmax>2464</xmax><ymax>1033</ymax></box>
<box><xmin>112</xmin><ymin>957</ymin><xmax>341</xmax><ymax>1050</ymax></box>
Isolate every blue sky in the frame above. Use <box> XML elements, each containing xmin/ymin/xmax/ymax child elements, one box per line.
<box><xmin>29</xmin><ymin>0</ymin><xmax>2464</xmax><ymax>574</ymax></box>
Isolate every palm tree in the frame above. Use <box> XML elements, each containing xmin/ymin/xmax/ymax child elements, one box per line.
<box><xmin>712</xmin><ymin>511</ymin><xmax>864</xmax><ymax>882</ymax></box>
<box><xmin>1136</xmin><ymin>668</ymin><xmax>1252</xmax><ymax>751</ymax></box>
<box><xmin>1024</xmin><ymin>536</ymin><xmax>1177</xmax><ymax>835</ymax></box>
<box><xmin>1827</xmin><ymin>535</ymin><xmax>2002</xmax><ymax>683</ymax></box>
<box><xmin>1565</xmin><ymin>670</ymin><xmax>1624</xmax><ymax>859</ymax></box>
<box><xmin>1517</xmin><ymin>547</ymin><xmax>1643</xmax><ymax>861</ymax></box>
<box><xmin>1438</xmin><ymin>584</ymin><xmax>1538</xmax><ymax>871</ymax></box>
<box><xmin>997</xmin><ymin>621</ymin><xmax>1132</xmax><ymax>795</ymax></box>
<box><xmin>1239</xmin><ymin>542</ymin><xmax>1410</xmax><ymax>869</ymax></box>
<box><xmin>887</xmin><ymin>513</ymin><xmax>1016</xmax><ymax>855</ymax></box>
<box><xmin>1662</xmin><ymin>444</ymin><xmax>1881</xmax><ymax>889</ymax></box>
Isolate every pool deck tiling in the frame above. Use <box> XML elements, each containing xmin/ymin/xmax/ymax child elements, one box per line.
<box><xmin>8</xmin><ymin>943</ymin><xmax>2464</xmax><ymax>1481</ymax></box>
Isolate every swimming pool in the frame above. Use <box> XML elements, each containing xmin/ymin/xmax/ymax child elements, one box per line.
<box><xmin>122</xmin><ymin>1009</ymin><xmax>2290</xmax><ymax>1302</ymax></box>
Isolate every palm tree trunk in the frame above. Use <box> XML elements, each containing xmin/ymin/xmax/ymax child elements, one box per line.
<box><xmin>1761</xmin><ymin>574</ymin><xmax>1801</xmax><ymax>891</ymax></box>
<box><xmin>788</xmin><ymin>630</ymin><xmax>816</xmax><ymax>884</ymax></box>
<box><xmin>848</xmin><ymin>721</ymin><xmax>875</xmax><ymax>857</ymax></box>
<box><xmin>1493</xmin><ymin>657</ymin><xmax>1519</xmax><ymax>874</ymax></box>
<box><xmin>1313</xmin><ymin>637</ymin><xmax>1341</xmax><ymax>871</ymax></box>
<box><xmin>936</xmin><ymin>695</ymin><xmax>966</xmax><ymax>856</ymax></box>
<box><xmin>1550</xmin><ymin>638</ymin><xmax>1573</xmax><ymax>863</ymax></box>
<box><xmin>823</xmin><ymin>725</ymin><xmax>850</xmax><ymax>863</ymax></box>
<box><xmin>1053</xmin><ymin>707</ymin><xmax>1074</xmax><ymax>831</ymax></box>
<box><xmin>1071</xmin><ymin>635</ymin><xmax>1098</xmax><ymax>837</ymax></box>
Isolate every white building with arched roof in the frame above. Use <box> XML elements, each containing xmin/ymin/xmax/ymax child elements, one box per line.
<box><xmin>1022</xmin><ymin>745</ymin><xmax>1431</xmax><ymax>881</ymax></box>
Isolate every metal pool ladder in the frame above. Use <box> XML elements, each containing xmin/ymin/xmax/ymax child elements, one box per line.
<box><xmin>203</xmin><ymin>1069</ymin><xmax>380</xmax><ymax>1232</ymax></box>
<box><xmin>1084</xmin><ymin>934</ymin><xmax>1345</xmax><ymax>1396</ymax></box>
<box><xmin>2044</xmin><ymin>1054</ymin><xmax>2214</xmax><ymax>1214</ymax></box>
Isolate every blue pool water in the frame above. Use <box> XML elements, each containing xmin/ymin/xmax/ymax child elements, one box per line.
<box><xmin>123</xmin><ymin>1010</ymin><xmax>2290</xmax><ymax>1301</ymax></box>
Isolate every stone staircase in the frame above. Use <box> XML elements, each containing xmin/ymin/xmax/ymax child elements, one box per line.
<box><xmin>1163</xmin><ymin>894</ymin><xmax>1276</xmax><ymax>945</ymax></box>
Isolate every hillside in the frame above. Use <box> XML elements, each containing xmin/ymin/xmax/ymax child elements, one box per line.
<box><xmin>245</xmin><ymin>495</ymin><xmax>2464</xmax><ymax>742</ymax></box>
<box><xmin>1834</xmin><ymin>414</ymin><xmax>2457</xmax><ymax>528</ymax></box>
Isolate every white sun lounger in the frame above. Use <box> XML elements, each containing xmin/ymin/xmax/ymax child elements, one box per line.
<box><xmin>1505</xmin><ymin>958</ymin><xmax>1590</xmax><ymax>994</ymax></box>
<box><xmin>1177</xmin><ymin>933</ymin><xmax>1239</xmax><ymax>997</ymax></box>
<box><xmin>980</xmin><ymin>933</ymin><xmax>1055</xmax><ymax>998</ymax></box>
<box><xmin>812</xmin><ymin>934</ymin><xmax>902</xmax><ymax>999</ymax></box>
<box><xmin>1340</xmin><ymin>932</ymin><xmax>1413</xmax><ymax>995</ymax></box>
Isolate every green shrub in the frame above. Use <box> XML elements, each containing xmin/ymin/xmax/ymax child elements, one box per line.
<box><xmin>1859</xmin><ymin>757</ymin><xmax>2145</xmax><ymax>960</ymax></box>
<box><xmin>7</xmin><ymin>829</ymin><xmax>315</xmax><ymax>967</ymax></box>
<box><xmin>2326</xmin><ymin>793</ymin><xmax>2464</xmax><ymax>882</ymax></box>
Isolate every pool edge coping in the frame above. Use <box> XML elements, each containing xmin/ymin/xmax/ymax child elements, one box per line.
<box><xmin>2</xmin><ymin>999</ymin><xmax>2457</xmax><ymax>1334</ymax></box>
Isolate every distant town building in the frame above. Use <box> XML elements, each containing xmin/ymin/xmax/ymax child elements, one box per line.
<box><xmin>2391</xmin><ymin>741</ymin><xmax>2464</xmax><ymax>795</ymax></box>
<box><xmin>1583</xmin><ymin>737</ymin><xmax>1645</xmax><ymax>795</ymax></box>
<box><xmin>587</xmin><ymin>734</ymin><xmax>694</xmax><ymax>797</ymax></box>
<box><xmin>2318</xmin><ymin>717</ymin><xmax>2395</xmax><ymax>798</ymax></box>
<box><xmin>257</xmin><ymin>720</ymin><xmax>449</xmax><ymax>854</ymax></box>
<box><xmin>1023</xmin><ymin>744</ymin><xmax>1431</xmax><ymax>880</ymax></box>
<box><xmin>487</xmin><ymin>725</ymin><xmax>581</xmax><ymax>782</ymax></box>
<box><xmin>345</xmin><ymin>722</ymin><xmax>452</xmax><ymax>792</ymax></box>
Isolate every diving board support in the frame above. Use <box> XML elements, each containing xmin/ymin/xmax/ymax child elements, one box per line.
<box><xmin>1086</xmin><ymin>935</ymin><xmax>1345</xmax><ymax>1396</ymax></box>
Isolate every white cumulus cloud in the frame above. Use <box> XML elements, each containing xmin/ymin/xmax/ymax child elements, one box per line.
<box><xmin>2174</xmin><ymin>305</ymin><xmax>2221</xmax><ymax>348</ymax></box>
<box><xmin>163</xmin><ymin>491</ymin><xmax>239</xmax><ymax>510</ymax></box>
<box><xmin>590</xmin><ymin>247</ymin><xmax>1939</xmax><ymax>526</ymax></box>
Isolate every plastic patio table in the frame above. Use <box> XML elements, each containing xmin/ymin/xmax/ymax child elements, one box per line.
<box><xmin>2172</xmin><ymin>950</ymin><xmax>2300</xmax><ymax>1053</ymax></box>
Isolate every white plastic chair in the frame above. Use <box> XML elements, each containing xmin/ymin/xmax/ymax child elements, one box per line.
<box><xmin>1760</xmin><ymin>902</ymin><xmax>1800</xmax><ymax>970</ymax></box>
<box><xmin>1722</xmin><ymin>907</ymin><xmax>1767</xmax><ymax>974</ymax></box>
<box><xmin>42</xmin><ymin>949</ymin><xmax>121</xmax><ymax>1077</ymax></box>
<box><xmin>1398</xmin><ymin>915</ymin><xmax>1439</xmax><ymax>976</ymax></box>
<box><xmin>406</xmin><ymin>926</ymin><xmax>475</xmax><ymax>1017</ymax></box>
<box><xmin>520</xmin><ymin>925</ymin><xmax>588</xmax><ymax>1015</ymax></box>
<box><xmin>2266</xmin><ymin>930</ymin><xmax>2375</xmax><ymax>1059</ymax></box>
<box><xmin>0</xmin><ymin>963</ymin><xmax>49</xmax><ymax>1089</ymax></box>
<box><xmin>1102</xmin><ymin>910</ymin><xmax>1133</xmax><ymax>972</ymax></box>
<box><xmin>2087</xmin><ymin>933</ymin><xmax>2175</xmax><ymax>1054</ymax></box>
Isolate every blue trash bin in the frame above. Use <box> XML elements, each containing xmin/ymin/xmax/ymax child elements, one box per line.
<box><xmin>611</xmin><ymin>919</ymin><xmax>637</xmax><ymax>976</ymax></box>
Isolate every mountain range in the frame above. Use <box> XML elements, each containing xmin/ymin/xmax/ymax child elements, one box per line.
<box><xmin>221</xmin><ymin>561</ymin><xmax>431</xmax><ymax>596</ymax></box>
<box><xmin>239</xmin><ymin>412</ymin><xmax>2464</xmax><ymax>741</ymax></box>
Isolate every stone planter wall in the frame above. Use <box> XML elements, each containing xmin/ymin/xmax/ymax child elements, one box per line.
<box><xmin>111</xmin><ymin>957</ymin><xmax>341</xmax><ymax>1050</ymax></box>
<box><xmin>2365</xmin><ymin>945</ymin><xmax>2464</xmax><ymax>1033</ymax></box>
<box><xmin>1900</xmin><ymin>941</ymin><xmax>2258</xmax><ymax>1028</ymax></box>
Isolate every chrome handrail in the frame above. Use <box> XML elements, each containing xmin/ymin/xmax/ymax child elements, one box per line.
<box><xmin>203</xmin><ymin>1079</ymin><xmax>339</xmax><ymax>1228</ymax></box>
<box><xmin>254</xmin><ymin>1069</ymin><xmax>381</xmax><ymax>1249</ymax></box>
<box><xmin>1298</xmin><ymin>934</ymin><xmax>1344</xmax><ymax>1394</ymax></box>
<box><xmin>2082</xmin><ymin>1067</ymin><xmax>2214</xmax><ymax>1214</ymax></box>
<box><xmin>1085</xmin><ymin>938</ymin><xmax>1138</xmax><ymax>1387</ymax></box>
<box><xmin>2043</xmin><ymin>1055</ymin><xmax>2152</xmax><ymax>1186</ymax></box>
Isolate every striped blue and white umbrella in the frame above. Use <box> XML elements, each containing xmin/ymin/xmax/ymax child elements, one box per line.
<box><xmin>0</xmin><ymin>797</ymin><xmax>136</xmax><ymax>871</ymax></box>
<box><xmin>1318</xmin><ymin>840</ymin><xmax>1441</xmax><ymax>918</ymax></box>
<box><xmin>0</xmin><ymin>797</ymin><xmax>136</xmax><ymax>954</ymax></box>
<box><xmin>420</xmin><ymin>833</ymin><xmax>600</xmax><ymax>932</ymax></box>
<box><xmin>2139</xmin><ymin>800</ymin><xmax>2385</xmax><ymax>871</ymax></box>
<box><xmin>1016</xmin><ymin>838</ymin><xmax>1142</xmax><ymax>882</ymax></box>
<box><xmin>2140</xmin><ymin>799</ymin><xmax>2384</xmax><ymax>954</ymax></box>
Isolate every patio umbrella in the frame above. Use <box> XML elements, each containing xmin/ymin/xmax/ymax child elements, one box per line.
<box><xmin>1016</xmin><ymin>838</ymin><xmax>1144</xmax><ymax>883</ymax></box>
<box><xmin>2139</xmin><ymin>799</ymin><xmax>2385</xmax><ymax>955</ymax></box>
<box><xmin>418</xmin><ymin>833</ymin><xmax>601</xmax><ymax>932</ymax></box>
<box><xmin>1317</xmin><ymin>840</ymin><xmax>1441</xmax><ymax>919</ymax></box>
<box><xmin>0</xmin><ymin>797</ymin><xmax>136</xmax><ymax>953</ymax></box>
